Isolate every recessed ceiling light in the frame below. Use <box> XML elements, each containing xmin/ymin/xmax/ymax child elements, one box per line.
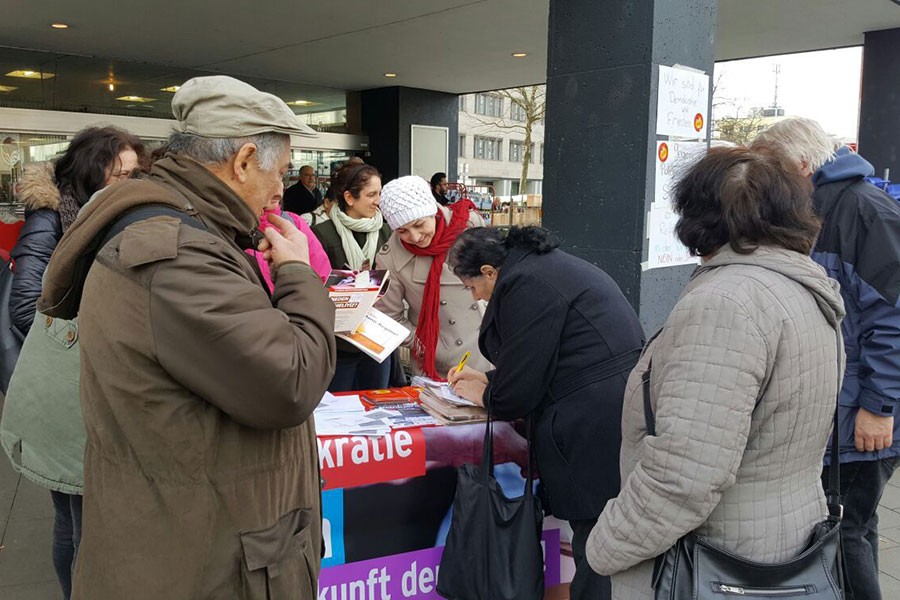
<box><xmin>6</xmin><ymin>70</ymin><xmax>55</xmax><ymax>79</ymax></box>
<box><xmin>0</xmin><ymin>85</ymin><xmax>17</xmax><ymax>92</ymax></box>
<box><xmin>384</xmin><ymin>73</ymin><xmax>397</xmax><ymax>78</ymax></box>
<box><xmin>160</xmin><ymin>85</ymin><xmax>181</xmax><ymax>93</ymax></box>
<box><xmin>108</xmin><ymin>83</ymin><xmax>115</xmax><ymax>92</ymax></box>
<box><xmin>116</xmin><ymin>95</ymin><xmax>155</xmax><ymax>103</ymax></box>
<box><xmin>512</xmin><ymin>52</ymin><xmax>528</xmax><ymax>58</ymax></box>
<box><xmin>286</xmin><ymin>99</ymin><xmax>320</xmax><ymax>107</ymax></box>
<box><xmin>50</xmin><ymin>23</ymin><xmax>69</xmax><ymax>29</ymax></box>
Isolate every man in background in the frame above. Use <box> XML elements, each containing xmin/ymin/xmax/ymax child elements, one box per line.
<box><xmin>430</xmin><ymin>172</ymin><xmax>450</xmax><ymax>206</ymax></box>
<box><xmin>283</xmin><ymin>164</ymin><xmax>322</xmax><ymax>215</ymax></box>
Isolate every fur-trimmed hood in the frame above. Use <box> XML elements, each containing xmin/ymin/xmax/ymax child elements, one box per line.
<box><xmin>17</xmin><ymin>162</ymin><xmax>60</xmax><ymax>212</ymax></box>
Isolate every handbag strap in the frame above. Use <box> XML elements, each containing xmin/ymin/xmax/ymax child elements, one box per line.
<box><xmin>481</xmin><ymin>391</ymin><xmax>536</xmax><ymax>496</ymax></box>
<box><xmin>640</xmin><ymin>327</ymin><xmax>843</xmax><ymax>520</ymax></box>
<box><xmin>824</xmin><ymin>329</ymin><xmax>842</xmax><ymax>521</ymax></box>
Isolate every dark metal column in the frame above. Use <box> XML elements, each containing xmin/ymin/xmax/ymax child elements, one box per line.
<box><xmin>859</xmin><ymin>28</ymin><xmax>900</xmax><ymax>181</ymax></box>
<box><xmin>542</xmin><ymin>0</ymin><xmax>716</xmax><ymax>332</ymax></box>
<box><xmin>360</xmin><ymin>86</ymin><xmax>458</xmax><ymax>182</ymax></box>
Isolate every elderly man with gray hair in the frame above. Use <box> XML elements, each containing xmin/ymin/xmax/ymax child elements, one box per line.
<box><xmin>37</xmin><ymin>76</ymin><xmax>336</xmax><ymax>599</ymax></box>
<box><xmin>754</xmin><ymin>117</ymin><xmax>900</xmax><ymax>600</ymax></box>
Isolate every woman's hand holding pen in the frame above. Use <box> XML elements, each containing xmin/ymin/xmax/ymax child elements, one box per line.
<box><xmin>448</xmin><ymin>365</ymin><xmax>488</xmax><ymax>406</ymax></box>
<box><xmin>448</xmin><ymin>365</ymin><xmax>487</xmax><ymax>385</ymax></box>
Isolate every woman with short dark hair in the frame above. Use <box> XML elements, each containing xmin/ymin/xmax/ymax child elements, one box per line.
<box><xmin>10</xmin><ymin>126</ymin><xmax>144</xmax><ymax>334</ymax></box>
<box><xmin>447</xmin><ymin>225</ymin><xmax>645</xmax><ymax>600</ymax></box>
<box><xmin>586</xmin><ymin>147</ymin><xmax>845</xmax><ymax>599</ymax></box>
<box><xmin>673</xmin><ymin>146</ymin><xmax>820</xmax><ymax>257</ymax></box>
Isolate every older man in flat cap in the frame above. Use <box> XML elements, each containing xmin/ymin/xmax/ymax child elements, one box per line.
<box><xmin>38</xmin><ymin>76</ymin><xmax>336</xmax><ymax>599</ymax></box>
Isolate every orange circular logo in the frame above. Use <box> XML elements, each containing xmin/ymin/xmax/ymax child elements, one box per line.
<box><xmin>694</xmin><ymin>113</ymin><xmax>704</xmax><ymax>132</ymax></box>
<box><xmin>658</xmin><ymin>143</ymin><xmax>669</xmax><ymax>163</ymax></box>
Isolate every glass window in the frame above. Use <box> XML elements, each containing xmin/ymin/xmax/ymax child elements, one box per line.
<box><xmin>509</xmin><ymin>141</ymin><xmax>535</xmax><ymax>163</ymax></box>
<box><xmin>510</xmin><ymin>103</ymin><xmax>526</xmax><ymax>122</ymax></box>
<box><xmin>458</xmin><ymin>134</ymin><xmax>466</xmax><ymax>157</ymax></box>
<box><xmin>458</xmin><ymin>95</ymin><xmax>466</xmax><ymax>112</ymax></box>
<box><xmin>475</xmin><ymin>93</ymin><xmax>503</xmax><ymax>118</ymax></box>
<box><xmin>509</xmin><ymin>141</ymin><xmax>522</xmax><ymax>162</ymax></box>
<box><xmin>474</xmin><ymin>136</ymin><xmax>502</xmax><ymax>160</ymax></box>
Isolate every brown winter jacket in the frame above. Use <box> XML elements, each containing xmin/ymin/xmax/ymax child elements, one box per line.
<box><xmin>38</xmin><ymin>154</ymin><xmax>336</xmax><ymax>599</ymax></box>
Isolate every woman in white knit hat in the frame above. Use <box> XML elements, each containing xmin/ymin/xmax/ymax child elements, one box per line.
<box><xmin>376</xmin><ymin>175</ymin><xmax>491</xmax><ymax>380</ymax></box>
<box><xmin>313</xmin><ymin>163</ymin><xmax>392</xmax><ymax>391</ymax></box>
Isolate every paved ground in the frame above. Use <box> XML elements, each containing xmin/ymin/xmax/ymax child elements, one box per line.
<box><xmin>3</xmin><ymin>454</ymin><xmax>900</xmax><ymax>599</ymax></box>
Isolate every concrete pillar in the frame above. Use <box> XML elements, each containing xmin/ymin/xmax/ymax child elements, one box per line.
<box><xmin>360</xmin><ymin>86</ymin><xmax>458</xmax><ymax>183</ymax></box>
<box><xmin>542</xmin><ymin>0</ymin><xmax>716</xmax><ymax>332</ymax></box>
<box><xmin>859</xmin><ymin>28</ymin><xmax>900</xmax><ymax>181</ymax></box>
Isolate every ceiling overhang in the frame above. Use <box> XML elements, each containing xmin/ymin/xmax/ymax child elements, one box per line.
<box><xmin>0</xmin><ymin>0</ymin><xmax>897</xmax><ymax>95</ymax></box>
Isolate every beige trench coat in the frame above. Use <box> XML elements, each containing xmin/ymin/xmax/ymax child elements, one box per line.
<box><xmin>375</xmin><ymin>205</ymin><xmax>492</xmax><ymax>377</ymax></box>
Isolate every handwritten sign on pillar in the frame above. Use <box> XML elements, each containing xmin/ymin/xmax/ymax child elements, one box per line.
<box><xmin>656</xmin><ymin>65</ymin><xmax>710</xmax><ymax>139</ymax></box>
<box><xmin>646</xmin><ymin>141</ymin><xmax>706</xmax><ymax>270</ymax></box>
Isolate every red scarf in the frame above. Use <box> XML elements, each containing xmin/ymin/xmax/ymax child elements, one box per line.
<box><xmin>402</xmin><ymin>200</ymin><xmax>475</xmax><ymax>379</ymax></box>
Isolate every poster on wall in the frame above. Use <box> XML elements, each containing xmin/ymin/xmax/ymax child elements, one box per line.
<box><xmin>646</xmin><ymin>140</ymin><xmax>706</xmax><ymax>270</ymax></box>
<box><xmin>656</xmin><ymin>65</ymin><xmax>710</xmax><ymax>139</ymax></box>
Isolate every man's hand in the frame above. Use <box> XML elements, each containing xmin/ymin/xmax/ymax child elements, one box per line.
<box><xmin>854</xmin><ymin>408</ymin><xmax>894</xmax><ymax>452</ymax></box>
<box><xmin>258</xmin><ymin>213</ymin><xmax>310</xmax><ymax>267</ymax></box>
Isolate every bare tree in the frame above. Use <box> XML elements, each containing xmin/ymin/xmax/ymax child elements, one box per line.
<box><xmin>710</xmin><ymin>71</ymin><xmax>766</xmax><ymax>145</ymax></box>
<box><xmin>470</xmin><ymin>85</ymin><xmax>546</xmax><ymax>221</ymax></box>
<box><xmin>714</xmin><ymin>112</ymin><xmax>767</xmax><ymax>145</ymax></box>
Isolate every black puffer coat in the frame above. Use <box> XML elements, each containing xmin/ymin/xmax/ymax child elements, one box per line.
<box><xmin>10</xmin><ymin>163</ymin><xmax>62</xmax><ymax>335</ymax></box>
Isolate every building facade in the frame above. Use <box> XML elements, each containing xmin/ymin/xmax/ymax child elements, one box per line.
<box><xmin>457</xmin><ymin>89</ymin><xmax>545</xmax><ymax>197</ymax></box>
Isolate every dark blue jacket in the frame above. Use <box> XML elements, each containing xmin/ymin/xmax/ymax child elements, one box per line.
<box><xmin>8</xmin><ymin>162</ymin><xmax>63</xmax><ymax>336</ymax></box>
<box><xmin>282</xmin><ymin>182</ymin><xmax>321</xmax><ymax>216</ymax></box>
<box><xmin>812</xmin><ymin>147</ymin><xmax>900</xmax><ymax>464</ymax></box>
<box><xmin>479</xmin><ymin>247</ymin><xmax>645</xmax><ymax>519</ymax></box>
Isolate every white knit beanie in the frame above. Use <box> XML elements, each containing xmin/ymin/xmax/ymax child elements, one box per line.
<box><xmin>379</xmin><ymin>175</ymin><xmax>439</xmax><ymax>230</ymax></box>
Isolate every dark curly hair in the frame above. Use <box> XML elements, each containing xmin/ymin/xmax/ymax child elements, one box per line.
<box><xmin>448</xmin><ymin>226</ymin><xmax>560</xmax><ymax>278</ymax></box>
<box><xmin>674</xmin><ymin>146</ymin><xmax>820</xmax><ymax>257</ymax></box>
<box><xmin>331</xmin><ymin>164</ymin><xmax>381</xmax><ymax>211</ymax></box>
<box><xmin>54</xmin><ymin>126</ymin><xmax>145</xmax><ymax>207</ymax></box>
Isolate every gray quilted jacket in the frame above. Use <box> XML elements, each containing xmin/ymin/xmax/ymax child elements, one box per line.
<box><xmin>587</xmin><ymin>245</ymin><xmax>846</xmax><ymax>600</ymax></box>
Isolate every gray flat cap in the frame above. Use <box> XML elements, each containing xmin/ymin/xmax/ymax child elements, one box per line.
<box><xmin>172</xmin><ymin>75</ymin><xmax>316</xmax><ymax>138</ymax></box>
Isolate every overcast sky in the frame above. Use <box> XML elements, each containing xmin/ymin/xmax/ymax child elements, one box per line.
<box><xmin>713</xmin><ymin>47</ymin><xmax>863</xmax><ymax>141</ymax></box>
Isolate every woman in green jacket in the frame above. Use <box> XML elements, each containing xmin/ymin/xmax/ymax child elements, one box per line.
<box><xmin>0</xmin><ymin>126</ymin><xmax>143</xmax><ymax>600</ymax></box>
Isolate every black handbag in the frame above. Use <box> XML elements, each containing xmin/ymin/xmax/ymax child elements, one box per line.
<box><xmin>644</xmin><ymin>331</ymin><xmax>845</xmax><ymax>600</ymax></box>
<box><xmin>436</xmin><ymin>411</ymin><xmax>544</xmax><ymax>600</ymax></box>
<box><xmin>0</xmin><ymin>257</ymin><xmax>25</xmax><ymax>394</ymax></box>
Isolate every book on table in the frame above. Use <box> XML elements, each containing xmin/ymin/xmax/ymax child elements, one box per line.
<box><xmin>411</xmin><ymin>376</ymin><xmax>487</xmax><ymax>424</ymax></box>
